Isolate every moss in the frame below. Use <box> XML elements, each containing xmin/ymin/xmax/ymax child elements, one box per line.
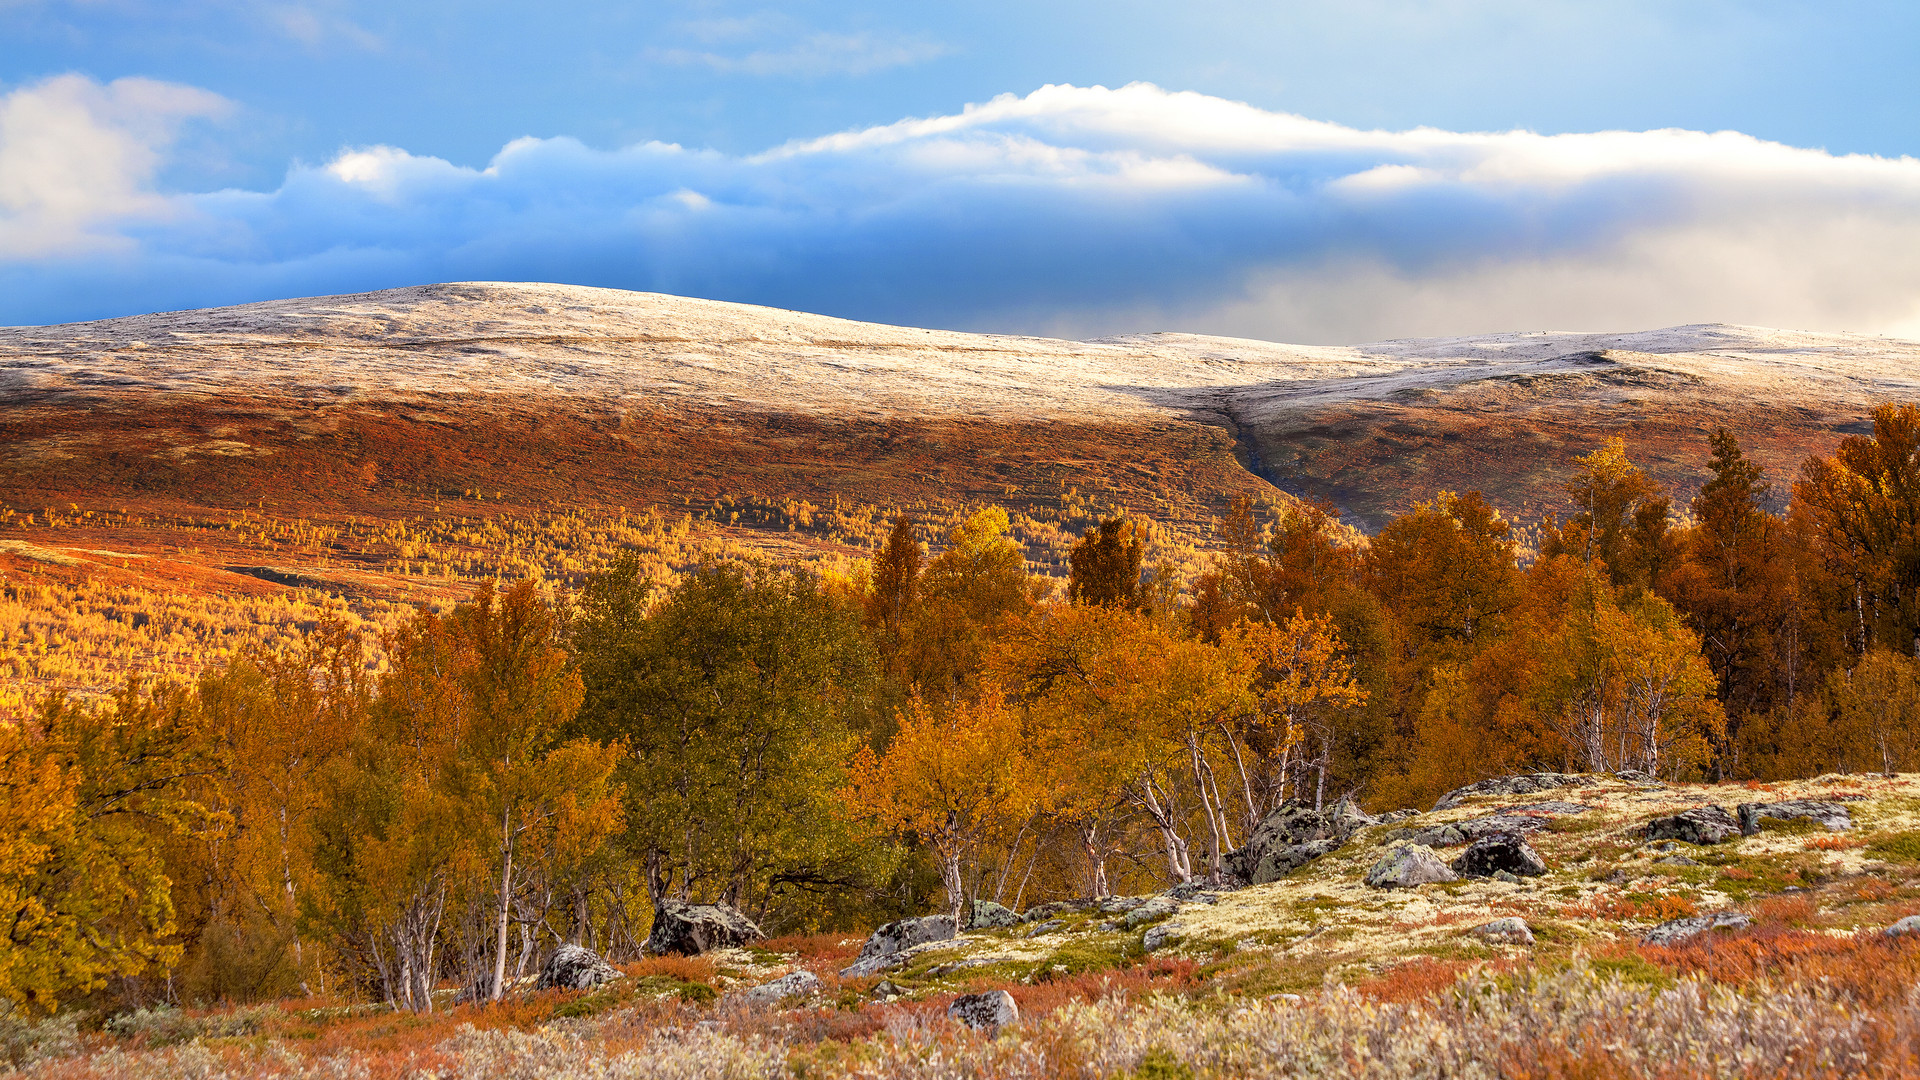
<box><xmin>1584</xmin><ymin>954</ymin><xmax>1676</xmax><ymax>991</ymax></box>
<box><xmin>1049</xmin><ymin>935</ymin><xmax>1142</xmax><ymax>976</ymax></box>
<box><xmin>1130</xmin><ymin>1047</ymin><xmax>1196</xmax><ymax>1080</ymax></box>
<box><xmin>1868</xmin><ymin>831</ymin><xmax>1920</xmax><ymax>863</ymax></box>
<box><xmin>1546</xmin><ymin>817</ymin><xmax>1613</xmax><ymax>835</ymax></box>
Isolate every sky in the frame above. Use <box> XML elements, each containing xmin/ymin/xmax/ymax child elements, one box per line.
<box><xmin>1</xmin><ymin>0</ymin><xmax>1918</xmax><ymax>341</ymax></box>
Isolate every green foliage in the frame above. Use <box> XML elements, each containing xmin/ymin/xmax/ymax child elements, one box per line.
<box><xmin>1867</xmin><ymin>831</ymin><xmax>1920</xmax><ymax>863</ymax></box>
<box><xmin>1130</xmin><ymin>1046</ymin><xmax>1197</xmax><ymax>1080</ymax></box>
<box><xmin>572</xmin><ymin>559</ymin><xmax>890</xmax><ymax>926</ymax></box>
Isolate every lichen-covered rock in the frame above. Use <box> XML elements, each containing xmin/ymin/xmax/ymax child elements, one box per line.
<box><xmin>1392</xmin><ymin>813</ymin><xmax>1550</xmax><ymax>849</ymax></box>
<box><xmin>1022</xmin><ymin>919</ymin><xmax>1066</xmax><ymax>938</ymax></box>
<box><xmin>1021</xmin><ymin>900</ymin><xmax>1093</xmax><ymax>922</ymax></box>
<box><xmin>1472</xmin><ymin>917</ymin><xmax>1535</xmax><ymax>945</ymax></box>
<box><xmin>645</xmin><ymin>901</ymin><xmax>765</xmax><ymax>956</ymax></box>
<box><xmin>1433</xmin><ymin>773</ymin><xmax>1586</xmax><ymax>812</ymax></box>
<box><xmin>1223</xmin><ymin>800</ymin><xmax>1370</xmax><ymax>884</ymax></box>
<box><xmin>1737</xmin><ymin>800</ymin><xmax>1853</xmax><ymax>835</ymax></box>
<box><xmin>840</xmin><ymin>914</ymin><xmax>957</xmax><ymax>976</ymax></box>
<box><xmin>1122</xmin><ymin>896</ymin><xmax>1180</xmax><ymax>929</ymax></box>
<box><xmin>1143</xmin><ymin>922</ymin><xmax>1185</xmax><ymax>951</ymax></box>
<box><xmin>948</xmin><ymin>990</ymin><xmax>1018</xmax><ymax>1030</ymax></box>
<box><xmin>967</xmin><ymin>900</ymin><xmax>1021</xmax><ymax>929</ymax></box>
<box><xmin>730</xmin><ymin>970</ymin><xmax>821</xmax><ymax>1008</ymax></box>
<box><xmin>1365</xmin><ymin>844</ymin><xmax>1458</xmax><ymax>888</ymax></box>
<box><xmin>1642</xmin><ymin>912</ymin><xmax>1751</xmax><ymax>945</ymax></box>
<box><xmin>1883</xmin><ymin>915</ymin><xmax>1920</xmax><ymax>937</ymax></box>
<box><xmin>536</xmin><ymin>944</ymin><xmax>621</xmax><ymax>990</ymax></box>
<box><xmin>1496</xmin><ymin>801</ymin><xmax>1593</xmax><ymax>816</ymax></box>
<box><xmin>1645</xmin><ymin>806</ymin><xmax>1740</xmax><ymax>846</ymax></box>
<box><xmin>1452</xmin><ymin>834</ymin><xmax>1548</xmax><ymax>878</ymax></box>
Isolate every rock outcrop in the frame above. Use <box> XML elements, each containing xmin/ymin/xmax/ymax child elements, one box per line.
<box><xmin>1737</xmin><ymin>800</ymin><xmax>1852</xmax><ymax>835</ymax></box>
<box><xmin>1432</xmin><ymin>773</ymin><xmax>1586</xmax><ymax>811</ymax></box>
<box><xmin>1642</xmin><ymin>912</ymin><xmax>1752</xmax><ymax>945</ymax></box>
<box><xmin>1452</xmin><ymin>834</ymin><xmax>1548</xmax><ymax>878</ymax></box>
<box><xmin>536</xmin><ymin>944</ymin><xmax>621</xmax><ymax>990</ymax></box>
<box><xmin>1645</xmin><ymin>806</ymin><xmax>1741</xmax><ymax>846</ymax></box>
<box><xmin>1223</xmin><ymin>799</ymin><xmax>1374</xmax><ymax>885</ymax></box>
<box><xmin>730</xmin><ymin>970</ymin><xmax>822</xmax><ymax>1008</ymax></box>
<box><xmin>1366</xmin><ymin>844</ymin><xmax>1458</xmax><ymax>888</ymax></box>
<box><xmin>968</xmin><ymin>900</ymin><xmax>1021</xmax><ymax>929</ymax></box>
<box><xmin>841</xmin><ymin>914</ymin><xmax>959</xmax><ymax>977</ymax></box>
<box><xmin>1388</xmin><ymin>813</ymin><xmax>1551</xmax><ymax>849</ymax></box>
<box><xmin>1471</xmin><ymin>917</ymin><xmax>1535</xmax><ymax>945</ymax></box>
<box><xmin>645</xmin><ymin>901</ymin><xmax>765</xmax><ymax>956</ymax></box>
<box><xmin>948</xmin><ymin>990</ymin><xmax>1019</xmax><ymax>1030</ymax></box>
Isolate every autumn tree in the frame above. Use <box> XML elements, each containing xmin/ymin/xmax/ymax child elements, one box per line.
<box><xmin>0</xmin><ymin>683</ymin><xmax>215</xmax><ymax>1014</ymax></box>
<box><xmin>572</xmin><ymin>560</ymin><xmax>888</xmax><ymax>928</ymax></box>
<box><xmin>865</xmin><ymin>514</ymin><xmax>922</xmax><ymax>666</ymax></box>
<box><xmin>1067</xmin><ymin>517</ymin><xmax>1144</xmax><ymax>608</ymax></box>
<box><xmin>843</xmin><ymin>691</ymin><xmax>1039</xmax><ymax>927</ymax></box>
<box><xmin>1527</xmin><ymin>565</ymin><xmax>1724</xmax><ymax>777</ymax></box>
<box><xmin>1794</xmin><ymin>402</ymin><xmax>1920</xmax><ymax>659</ymax></box>
<box><xmin>1542</xmin><ymin>437</ymin><xmax>1675</xmax><ymax>593</ymax></box>
<box><xmin>902</xmin><ymin>506</ymin><xmax>1043</xmax><ymax>700</ymax></box>
<box><xmin>1367</xmin><ymin>491</ymin><xmax>1520</xmax><ymax>666</ymax></box>
<box><xmin>1660</xmin><ymin>430</ymin><xmax>1795</xmax><ymax>777</ymax></box>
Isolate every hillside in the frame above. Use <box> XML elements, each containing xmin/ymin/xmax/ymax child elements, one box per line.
<box><xmin>4</xmin><ymin>282</ymin><xmax>1919</xmax><ymax>707</ymax></box>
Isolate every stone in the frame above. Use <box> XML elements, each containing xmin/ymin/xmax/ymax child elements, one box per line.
<box><xmin>1246</xmin><ymin>839</ymin><xmax>1341</xmax><ymax>884</ymax></box>
<box><xmin>1496</xmin><ymin>801</ymin><xmax>1593</xmax><ymax>816</ymax></box>
<box><xmin>1121</xmin><ymin>896</ymin><xmax>1180</xmax><ymax>929</ymax></box>
<box><xmin>730</xmin><ymin>970</ymin><xmax>821</xmax><ymax>1008</ymax></box>
<box><xmin>1365</xmin><ymin>844</ymin><xmax>1458</xmax><ymax>888</ymax></box>
<box><xmin>1471</xmin><ymin>917</ymin><xmax>1535</xmax><ymax>945</ymax></box>
<box><xmin>1389</xmin><ymin>814</ymin><xmax>1549</xmax><ymax>849</ymax></box>
<box><xmin>840</xmin><ymin>914</ymin><xmax>957</xmax><ymax>977</ymax></box>
<box><xmin>1377</xmin><ymin>809</ymin><xmax>1421</xmax><ymax>824</ymax></box>
<box><xmin>1641</xmin><ymin>912</ymin><xmax>1752</xmax><ymax>946</ymax></box>
<box><xmin>1452</xmin><ymin>833</ymin><xmax>1548</xmax><ymax>878</ymax></box>
<box><xmin>1022</xmin><ymin>919</ymin><xmax>1066</xmax><ymax>938</ymax></box>
<box><xmin>1143</xmin><ymin>922</ymin><xmax>1185</xmax><ymax>951</ymax></box>
<box><xmin>1492</xmin><ymin>870</ymin><xmax>1523</xmax><ymax>884</ymax></box>
<box><xmin>1433</xmin><ymin>773</ymin><xmax>1586</xmax><ymax>812</ymax></box>
<box><xmin>967</xmin><ymin>900</ymin><xmax>1021</xmax><ymax>929</ymax></box>
<box><xmin>1020</xmin><ymin>900</ymin><xmax>1093</xmax><ymax>922</ymax></box>
<box><xmin>1644</xmin><ymin>806</ymin><xmax>1740</xmax><ymax>846</ymax></box>
<box><xmin>1737</xmin><ymin>800</ymin><xmax>1853</xmax><ymax>836</ymax></box>
<box><xmin>1884</xmin><ymin>915</ymin><xmax>1920</xmax><ymax>938</ymax></box>
<box><xmin>536</xmin><ymin>943</ymin><xmax>621</xmax><ymax>991</ymax></box>
<box><xmin>1222</xmin><ymin>801</ymin><xmax>1371</xmax><ymax>885</ymax></box>
<box><xmin>948</xmin><ymin>990</ymin><xmax>1018</xmax><ymax>1031</ymax></box>
<box><xmin>872</xmin><ymin>979</ymin><xmax>903</xmax><ymax>999</ymax></box>
<box><xmin>645</xmin><ymin>901</ymin><xmax>765</xmax><ymax>956</ymax></box>
<box><xmin>1098</xmin><ymin>895</ymin><xmax>1149</xmax><ymax>914</ymax></box>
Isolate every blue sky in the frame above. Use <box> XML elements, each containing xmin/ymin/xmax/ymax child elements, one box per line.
<box><xmin>2</xmin><ymin>1</ymin><xmax>1918</xmax><ymax>340</ymax></box>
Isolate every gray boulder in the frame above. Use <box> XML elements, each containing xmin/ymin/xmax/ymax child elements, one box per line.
<box><xmin>1496</xmin><ymin>801</ymin><xmax>1592</xmax><ymax>816</ymax></box>
<box><xmin>1883</xmin><ymin>915</ymin><xmax>1920</xmax><ymax>938</ymax></box>
<box><xmin>537</xmin><ymin>943</ymin><xmax>621</xmax><ymax>991</ymax></box>
<box><xmin>730</xmin><ymin>970</ymin><xmax>821</xmax><ymax>1008</ymax></box>
<box><xmin>1433</xmin><ymin>773</ymin><xmax>1586</xmax><ymax>812</ymax></box>
<box><xmin>841</xmin><ymin>914</ymin><xmax>956</xmax><ymax>977</ymax></box>
<box><xmin>1366</xmin><ymin>844</ymin><xmax>1458</xmax><ymax>888</ymax></box>
<box><xmin>1737</xmin><ymin>800</ymin><xmax>1853</xmax><ymax>835</ymax></box>
<box><xmin>1471</xmin><ymin>917</ymin><xmax>1535</xmax><ymax>945</ymax></box>
<box><xmin>1645</xmin><ymin>806</ymin><xmax>1740</xmax><ymax>846</ymax></box>
<box><xmin>1121</xmin><ymin>896</ymin><xmax>1180</xmax><ymax>929</ymax></box>
<box><xmin>967</xmin><ymin>900</ymin><xmax>1021</xmax><ymax>929</ymax></box>
<box><xmin>1223</xmin><ymin>800</ymin><xmax>1369</xmax><ymax>884</ymax></box>
<box><xmin>1641</xmin><ymin>912</ymin><xmax>1752</xmax><ymax>946</ymax></box>
<box><xmin>1098</xmin><ymin>895</ymin><xmax>1150</xmax><ymax>914</ymax></box>
<box><xmin>1020</xmin><ymin>900</ymin><xmax>1093</xmax><ymax>922</ymax></box>
<box><xmin>646</xmin><ymin>901</ymin><xmax>765</xmax><ymax>956</ymax></box>
<box><xmin>1391</xmin><ymin>813</ymin><xmax>1550</xmax><ymax>849</ymax></box>
<box><xmin>948</xmin><ymin>990</ymin><xmax>1019</xmax><ymax>1031</ymax></box>
<box><xmin>1143</xmin><ymin>922</ymin><xmax>1185</xmax><ymax>951</ymax></box>
<box><xmin>1452</xmin><ymin>834</ymin><xmax>1548</xmax><ymax>878</ymax></box>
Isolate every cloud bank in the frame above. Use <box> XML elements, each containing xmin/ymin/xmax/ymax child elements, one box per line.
<box><xmin>2</xmin><ymin>77</ymin><xmax>1918</xmax><ymax>341</ymax></box>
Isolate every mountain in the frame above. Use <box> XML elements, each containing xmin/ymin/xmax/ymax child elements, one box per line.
<box><xmin>8</xmin><ymin>281</ymin><xmax>1914</xmax><ymax>535</ymax></box>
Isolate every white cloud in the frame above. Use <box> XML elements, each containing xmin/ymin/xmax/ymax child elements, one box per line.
<box><xmin>0</xmin><ymin>74</ymin><xmax>229</xmax><ymax>259</ymax></box>
<box><xmin>3</xmin><ymin>79</ymin><xmax>1920</xmax><ymax>342</ymax></box>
